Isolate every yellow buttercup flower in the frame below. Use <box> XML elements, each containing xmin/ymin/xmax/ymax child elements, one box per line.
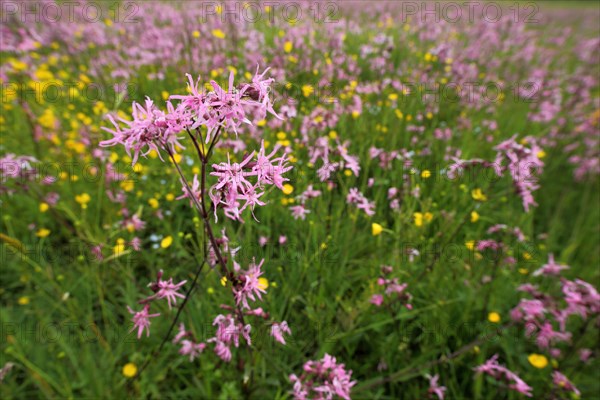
<box><xmin>528</xmin><ymin>354</ymin><xmax>548</xmax><ymax>369</ymax></box>
<box><xmin>122</xmin><ymin>363</ymin><xmax>137</xmax><ymax>378</ymax></box>
<box><xmin>471</xmin><ymin>211</ymin><xmax>479</xmax><ymax>223</ymax></box>
<box><xmin>75</xmin><ymin>193</ymin><xmax>91</xmax><ymax>209</ymax></box>
<box><xmin>472</xmin><ymin>188</ymin><xmax>487</xmax><ymax>201</ymax></box>
<box><xmin>421</xmin><ymin>170</ymin><xmax>431</xmax><ymax>179</ymax></box>
<box><xmin>161</xmin><ymin>236</ymin><xmax>173</xmax><ymax>249</ymax></box>
<box><xmin>258</xmin><ymin>277</ymin><xmax>269</xmax><ymax>290</ymax></box>
<box><xmin>282</xmin><ymin>184</ymin><xmax>294</xmax><ymax>195</ymax></box>
<box><xmin>371</xmin><ymin>223</ymin><xmax>383</xmax><ymax>236</ymax></box>
<box><xmin>284</xmin><ymin>41</ymin><xmax>293</xmax><ymax>53</ymax></box>
<box><xmin>488</xmin><ymin>312</ymin><xmax>500</xmax><ymax>323</ymax></box>
<box><xmin>212</xmin><ymin>29</ymin><xmax>225</xmax><ymax>39</ymax></box>
<box><xmin>39</xmin><ymin>203</ymin><xmax>49</xmax><ymax>213</ymax></box>
<box><xmin>36</xmin><ymin>228</ymin><xmax>51</xmax><ymax>238</ymax></box>
<box><xmin>18</xmin><ymin>296</ymin><xmax>30</xmax><ymax>305</ymax></box>
<box><xmin>414</xmin><ymin>212</ymin><xmax>423</xmax><ymax>227</ymax></box>
<box><xmin>148</xmin><ymin>198</ymin><xmax>159</xmax><ymax>209</ymax></box>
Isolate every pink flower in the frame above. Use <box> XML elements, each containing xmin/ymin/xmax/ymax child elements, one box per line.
<box><xmin>172</xmin><ymin>323</ymin><xmax>188</xmax><ymax>344</ymax></box>
<box><xmin>179</xmin><ymin>340</ymin><xmax>206</xmax><ymax>362</ymax></box>
<box><xmin>474</xmin><ymin>354</ymin><xmax>532</xmax><ymax>397</ymax></box>
<box><xmin>271</xmin><ymin>321</ymin><xmax>292</xmax><ymax>345</ymax></box>
<box><xmin>346</xmin><ymin>187</ymin><xmax>375</xmax><ymax>216</ymax></box>
<box><xmin>100</xmin><ymin>98</ymin><xmax>187</xmax><ymax>165</ymax></box>
<box><xmin>533</xmin><ymin>254</ymin><xmax>569</xmax><ymax>276</ymax></box>
<box><xmin>552</xmin><ymin>371</ymin><xmax>580</xmax><ymax>396</ymax></box>
<box><xmin>209</xmin><ymin>142</ymin><xmax>292</xmax><ymax>221</ymax></box>
<box><xmin>290</xmin><ymin>205</ymin><xmax>310</xmax><ymax>220</ymax></box>
<box><xmin>290</xmin><ymin>354</ymin><xmax>356</xmax><ymax>400</ymax></box>
<box><xmin>127</xmin><ymin>304</ymin><xmax>160</xmax><ymax>339</ymax></box>
<box><xmin>147</xmin><ymin>273</ymin><xmax>187</xmax><ymax>309</ymax></box>
<box><xmin>370</xmin><ymin>294</ymin><xmax>384</xmax><ymax>306</ymax></box>
<box><xmin>425</xmin><ymin>374</ymin><xmax>446</xmax><ymax>400</ymax></box>
<box><xmin>233</xmin><ymin>259</ymin><xmax>266</xmax><ymax>309</ymax></box>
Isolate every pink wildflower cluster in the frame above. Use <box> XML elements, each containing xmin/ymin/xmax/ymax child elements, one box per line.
<box><xmin>551</xmin><ymin>371</ymin><xmax>581</xmax><ymax>396</ymax></box>
<box><xmin>308</xmin><ymin>137</ymin><xmax>361</xmax><ymax>182</ymax></box>
<box><xmin>290</xmin><ymin>185</ymin><xmax>321</xmax><ymax>220</ymax></box>
<box><xmin>173</xmin><ymin>323</ymin><xmax>206</xmax><ymax>362</ymax></box>
<box><xmin>511</xmin><ymin>264</ymin><xmax>599</xmax><ymax>354</ymax></box>
<box><xmin>206</xmin><ymin>314</ymin><xmax>252</xmax><ymax>362</ymax></box>
<box><xmin>346</xmin><ymin>187</ymin><xmax>375</xmax><ymax>216</ymax></box>
<box><xmin>290</xmin><ymin>353</ymin><xmax>356</xmax><ymax>400</ymax></box>
<box><xmin>100</xmin><ymin>98</ymin><xmax>189</xmax><ymax>165</ymax></box>
<box><xmin>209</xmin><ymin>142</ymin><xmax>292</xmax><ymax>221</ymax></box>
<box><xmin>370</xmin><ymin>266</ymin><xmax>413</xmax><ymax>309</ymax></box>
<box><xmin>474</xmin><ymin>354</ymin><xmax>533</xmax><ymax>397</ymax></box>
<box><xmin>494</xmin><ymin>136</ymin><xmax>544</xmax><ymax>212</ymax></box>
<box><xmin>0</xmin><ymin>153</ymin><xmax>55</xmax><ymax>194</ymax></box>
<box><xmin>172</xmin><ymin>67</ymin><xmax>280</xmax><ymax>140</ymax></box>
<box><xmin>127</xmin><ymin>271</ymin><xmax>186</xmax><ymax>339</ymax></box>
<box><xmin>101</xmin><ymin>67</ymin><xmax>280</xmax><ymax>165</ymax></box>
<box><xmin>231</xmin><ymin>258</ymin><xmax>267</xmax><ymax>309</ymax></box>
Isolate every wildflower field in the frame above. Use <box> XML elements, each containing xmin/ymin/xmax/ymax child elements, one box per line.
<box><xmin>1</xmin><ymin>1</ymin><xmax>599</xmax><ymax>399</ymax></box>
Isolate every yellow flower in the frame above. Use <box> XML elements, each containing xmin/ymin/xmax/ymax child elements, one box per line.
<box><xmin>388</xmin><ymin>93</ymin><xmax>398</xmax><ymax>101</ymax></box>
<box><xmin>113</xmin><ymin>242</ymin><xmax>126</xmax><ymax>256</ymax></box>
<box><xmin>488</xmin><ymin>312</ymin><xmax>501</xmax><ymax>323</ymax></box>
<box><xmin>414</xmin><ymin>212</ymin><xmax>423</xmax><ymax>227</ymax></box>
<box><xmin>352</xmin><ymin>110</ymin><xmax>360</xmax><ymax>119</ymax></box>
<box><xmin>465</xmin><ymin>240</ymin><xmax>475</xmax><ymax>250</ymax></box>
<box><xmin>220</xmin><ymin>276</ymin><xmax>228</xmax><ymax>286</ymax></box>
<box><xmin>302</xmin><ymin>85</ymin><xmax>314</xmax><ymax>97</ymax></box>
<box><xmin>148</xmin><ymin>198</ymin><xmax>159</xmax><ymax>209</ymax></box>
<box><xmin>212</xmin><ymin>29</ymin><xmax>225</xmax><ymax>39</ymax></box>
<box><xmin>424</xmin><ymin>212</ymin><xmax>433</xmax><ymax>222</ymax></box>
<box><xmin>120</xmin><ymin>180</ymin><xmax>135</xmax><ymax>192</ymax></box>
<box><xmin>282</xmin><ymin>184</ymin><xmax>294</xmax><ymax>195</ymax></box>
<box><xmin>192</xmin><ymin>30</ymin><xmax>200</xmax><ymax>38</ymax></box>
<box><xmin>371</xmin><ymin>223</ymin><xmax>383</xmax><ymax>236</ymax></box>
<box><xmin>122</xmin><ymin>363</ymin><xmax>137</xmax><ymax>378</ymax></box>
<box><xmin>75</xmin><ymin>193</ymin><xmax>91</xmax><ymax>209</ymax></box>
<box><xmin>161</xmin><ymin>236</ymin><xmax>173</xmax><ymax>249</ymax></box>
<box><xmin>471</xmin><ymin>211</ymin><xmax>479</xmax><ymax>223</ymax></box>
<box><xmin>39</xmin><ymin>202</ymin><xmax>49</xmax><ymax>213</ymax></box>
<box><xmin>258</xmin><ymin>277</ymin><xmax>269</xmax><ymax>290</ymax></box>
<box><xmin>166</xmin><ymin>193</ymin><xmax>175</xmax><ymax>201</ymax></box>
<box><xmin>283</xmin><ymin>41</ymin><xmax>293</xmax><ymax>53</ymax></box>
<box><xmin>36</xmin><ymin>228</ymin><xmax>51</xmax><ymax>238</ymax></box>
<box><xmin>471</xmin><ymin>188</ymin><xmax>487</xmax><ymax>201</ymax></box>
<box><xmin>421</xmin><ymin>170</ymin><xmax>431</xmax><ymax>179</ymax></box>
<box><xmin>18</xmin><ymin>296</ymin><xmax>30</xmax><ymax>305</ymax></box>
<box><xmin>528</xmin><ymin>354</ymin><xmax>548</xmax><ymax>369</ymax></box>
<box><xmin>537</xmin><ymin>150</ymin><xmax>546</xmax><ymax>159</ymax></box>
<box><xmin>328</xmin><ymin>131</ymin><xmax>338</xmax><ymax>139</ymax></box>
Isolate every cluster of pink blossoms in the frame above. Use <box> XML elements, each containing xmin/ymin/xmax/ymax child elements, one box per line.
<box><xmin>289</xmin><ymin>353</ymin><xmax>356</xmax><ymax>400</ymax></box>
<box><xmin>494</xmin><ymin>136</ymin><xmax>544</xmax><ymax>212</ymax></box>
<box><xmin>370</xmin><ymin>266</ymin><xmax>413</xmax><ymax>309</ymax></box>
<box><xmin>346</xmin><ymin>187</ymin><xmax>375</xmax><ymax>216</ymax></box>
<box><xmin>511</xmin><ymin>261</ymin><xmax>599</xmax><ymax>353</ymax></box>
<box><xmin>0</xmin><ymin>153</ymin><xmax>55</xmax><ymax>195</ymax></box>
<box><xmin>100</xmin><ymin>67</ymin><xmax>281</xmax><ymax>166</ymax></box>
<box><xmin>209</xmin><ymin>142</ymin><xmax>292</xmax><ymax>222</ymax></box>
<box><xmin>127</xmin><ymin>271</ymin><xmax>187</xmax><ymax>339</ymax></box>
<box><xmin>474</xmin><ymin>354</ymin><xmax>533</xmax><ymax>397</ymax></box>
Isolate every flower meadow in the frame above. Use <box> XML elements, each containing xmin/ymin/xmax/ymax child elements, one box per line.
<box><xmin>1</xmin><ymin>1</ymin><xmax>599</xmax><ymax>399</ymax></box>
